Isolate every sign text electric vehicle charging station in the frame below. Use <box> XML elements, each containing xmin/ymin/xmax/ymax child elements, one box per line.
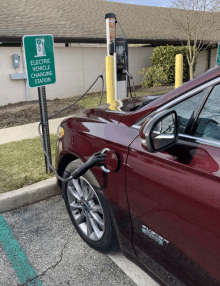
<box><xmin>23</xmin><ymin>34</ymin><xmax>56</xmax><ymax>173</ymax></box>
<box><xmin>23</xmin><ymin>35</ymin><xmax>56</xmax><ymax>87</ymax></box>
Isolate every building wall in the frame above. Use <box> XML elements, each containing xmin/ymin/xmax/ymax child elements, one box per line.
<box><xmin>0</xmin><ymin>47</ymin><xmax>26</xmax><ymax>106</ymax></box>
<box><xmin>0</xmin><ymin>45</ymin><xmax>215</xmax><ymax>106</ymax></box>
<box><xmin>193</xmin><ymin>50</ymin><xmax>208</xmax><ymax>77</ymax></box>
<box><xmin>210</xmin><ymin>48</ymin><xmax>217</xmax><ymax>68</ymax></box>
<box><xmin>0</xmin><ymin>45</ymin><xmax>153</xmax><ymax>106</ymax></box>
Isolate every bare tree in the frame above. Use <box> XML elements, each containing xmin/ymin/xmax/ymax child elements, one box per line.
<box><xmin>168</xmin><ymin>0</ymin><xmax>220</xmax><ymax>80</ymax></box>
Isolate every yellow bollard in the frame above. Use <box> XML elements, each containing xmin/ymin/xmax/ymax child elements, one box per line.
<box><xmin>175</xmin><ymin>54</ymin><xmax>183</xmax><ymax>88</ymax></box>
<box><xmin>105</xmin><ymin>56</ymin><xmax>115</xmax><ymax>105</ymax></box>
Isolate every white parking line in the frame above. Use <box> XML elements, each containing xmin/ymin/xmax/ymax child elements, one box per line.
<box><xmin>108</xmin><ymin>252</ymin><xmax>159</xmax><ymax>286</ymax></box>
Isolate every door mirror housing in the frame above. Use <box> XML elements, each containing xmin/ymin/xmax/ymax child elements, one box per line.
<box><xmin>140</xmin><ymin>110</ymin><xmax>179</xmax><ymax>153</ymax></box>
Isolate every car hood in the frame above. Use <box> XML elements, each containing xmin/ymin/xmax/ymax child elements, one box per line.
<box><xmin>78</xmin><ymin>94</ymin><xmax>160</xmax><ymax>124</ymax></box>
<box><xmin>101</xmin><ymin>94</ymin><xmax>160</xmax><ymax>113</ymax></box>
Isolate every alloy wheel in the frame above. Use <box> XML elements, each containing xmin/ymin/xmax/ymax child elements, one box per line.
<box><xmin>67</xmin><ymin>177</ymin><xmax>105</xmax><ymax>241</ymax></box>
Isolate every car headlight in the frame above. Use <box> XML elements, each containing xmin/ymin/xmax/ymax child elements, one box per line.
<box><xmin>57</xmin><ymin>125</ymin><xmax>64</xmax><ymax>139</ymax></box>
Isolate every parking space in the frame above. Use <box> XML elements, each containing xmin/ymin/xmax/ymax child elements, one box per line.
<box><xmin>0</xmin><ymin>195</ymin><xmax>159</xmax><ymax>286</ymax></box>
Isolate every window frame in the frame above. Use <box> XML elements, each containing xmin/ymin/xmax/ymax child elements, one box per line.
<box><xmin>132</xmin><ymin>76</ymin><xmax>220</xmax><ymax>149</ymax></box>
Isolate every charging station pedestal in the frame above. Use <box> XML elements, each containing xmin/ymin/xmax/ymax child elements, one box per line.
<box><xmin>105</xmin><ymin>13</ymin><xmax>131</xmax><ymax>102</ymax></box>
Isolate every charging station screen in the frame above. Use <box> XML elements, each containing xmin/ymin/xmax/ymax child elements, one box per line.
<box><xmin>116</xmin><ymin>45</ymin><xmax>125</xmax><ymax>68</ymax></box>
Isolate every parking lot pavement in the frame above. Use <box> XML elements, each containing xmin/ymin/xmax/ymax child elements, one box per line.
<box><xmin>0</xmin><ymin>195</ymin><xmax>159</xmax><ymax>286</ymax></box>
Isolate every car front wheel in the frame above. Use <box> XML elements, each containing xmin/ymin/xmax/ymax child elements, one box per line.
<box><xmin>62</xmin><ymin>159</ymin><xmax>115</xmax><ymax>252</ymax></box>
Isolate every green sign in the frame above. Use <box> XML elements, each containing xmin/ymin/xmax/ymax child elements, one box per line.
<box><xmin>216</xmin><ymin>41</ymin><xmax>220</xmax><ymax>67</ymax></box>
<box><xmin>23</xmin><ymin>35</ymin><xmax>56</xmax><ymax>88</ymax></box>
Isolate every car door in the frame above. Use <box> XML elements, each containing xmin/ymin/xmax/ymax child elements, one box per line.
<box><xmin>126</xmin><ymin>85</ymin><xmax>220</xmax><ymax>286</ymax></box>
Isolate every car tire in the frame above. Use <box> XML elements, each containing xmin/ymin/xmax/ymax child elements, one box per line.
<box><xmin>62</xmin><ymin>159</ymin><xmax>116</xmax><ymax>253</ymax></box>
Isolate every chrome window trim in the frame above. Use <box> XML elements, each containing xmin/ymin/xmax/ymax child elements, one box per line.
<box><xmin>132</xmin><ymin>76</ymin><xmax>220</xmax><ymax>127</ymax></box>
<box><xmin>132</xmin><ymin>124</ymin><xmax>141</xmax><ymax>129</ymax></box>
<box><xmin>157</xmin><ymin>78</ymin><xmax>219</xmax><ymax>112</ymax></box>
<box><xmin>179</xmin><ymin>134</ymin><xmax>220</xmax><ymax>148</ymax></box>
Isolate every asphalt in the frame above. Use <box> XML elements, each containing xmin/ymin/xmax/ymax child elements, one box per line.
<box><xmin>0</xmin><ymin>195</ymin><xmax>159</xmax><ymax>286</ymax></box>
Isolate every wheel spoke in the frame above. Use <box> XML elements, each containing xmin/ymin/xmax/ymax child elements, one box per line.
<box><xmin>89</xmin><ymin>217</ymin><xmax>103</xmax><ymax>240</ymax></box>
<box><xmin>88</xmin><ymin>204</ymin><xmax>103</xmax><ymax>214</ymax></box>
<box><xmin>85</xmin><ymin>186</ymin><xmax>94</xmax><ymax>202</ymax></box>
<box><xmin>70</xmin><ymin>201</ymin><xmax>82</xmax><ymax>210</ymax></box>
<box><xmin>75</xmin><ymin>211</ymin><xmax>85</xmax><ymax>225</ymax></box>
<box><xmin>85</xmin><ymin>212</ymin><xmax>93</xmax><ymax>238</ymax></box>
<box><xmin>90</xmin><ymin>211</ymin><xmax>104</xmax><ymax>229</ymax></box>
<box><xmin>72</xmin><ymin>179</ymin><xmax>84</xmax><ymax>199</ymax></box>
<box><xmin>80</xmin><ymin>177</ymin><xmax>87</xmax><ymax>196</ymax></box>
<box><xmin>67</xmin><ymin>186</ymin><xmax>80</xmax><ymax>201</ymax></box>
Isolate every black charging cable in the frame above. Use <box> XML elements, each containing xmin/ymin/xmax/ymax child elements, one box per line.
<box><xmin>116</xmin><ymin>20</ymin><xmax>126</xmax><ymax>39</ymax></box>
<box><xmin>123</xmin><ymin>70</ymin><xmax>136</xmax><ymax>97</ymax></box>
<box><xmin>38</xmin><ymin>71</ymin><xmax>105</xmax><ymax>183</ymax></box>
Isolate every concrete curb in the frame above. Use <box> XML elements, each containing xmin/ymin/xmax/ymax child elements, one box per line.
<box><xmin>0</xmin><ymin>177</ymin><xmax>62</xmax><ymax>214</ymax></box>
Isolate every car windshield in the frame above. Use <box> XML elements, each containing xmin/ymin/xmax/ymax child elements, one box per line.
<box><xmin>129</xmin><ymin>96</ymin><xmax>159</xmax><ymax>112</ymax></box>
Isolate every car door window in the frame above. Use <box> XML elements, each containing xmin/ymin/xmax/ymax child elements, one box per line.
<box><xmin>194</xmin><ymin>84</ymin><xmax>220</xmax><ymax>141</ymax></box>
<box><xmin>171</xmin><ymin>91</ymin><xmax>204</xmax><ymax>134</ymax></box>
<box><xmin>137</xmin><ymin>89</ymin><xmax>208</xmax><ymax>132</ymax></box>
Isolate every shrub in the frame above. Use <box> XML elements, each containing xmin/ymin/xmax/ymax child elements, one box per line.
<box><xmin>139</xmin><ymin>45</ymin><xmax>197</xmax><ymax>88</ymax></box>
<box><xmin>139</xmin><ymin>66</ymin><xmax>169</xmax><ymax>88</ymax></box>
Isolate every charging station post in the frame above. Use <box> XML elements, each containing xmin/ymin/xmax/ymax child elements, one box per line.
<box><xmin>23</xmin><ymin>34</ymin><xmax>56</xmax><ymax>173</ymax></box>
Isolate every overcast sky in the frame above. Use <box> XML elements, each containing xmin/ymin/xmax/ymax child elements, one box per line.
<box><xmin>106</xmin><ymin>0</ymin><xmax>171</xmax><ymax>7</ymax></box>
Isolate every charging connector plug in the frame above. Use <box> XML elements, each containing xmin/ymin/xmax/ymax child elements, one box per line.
<box><xmin>71</xmin><ymin>152</ymin><xmax>107</xmax><ymax>180</ymax></box>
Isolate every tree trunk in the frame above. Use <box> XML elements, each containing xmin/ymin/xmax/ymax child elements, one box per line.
<box><xmin>189</xmin><ymin>64</ymin><xmax>194</xmax><ymax>80</ymax></box>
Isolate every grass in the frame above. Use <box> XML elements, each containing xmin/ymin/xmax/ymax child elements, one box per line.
<box><xmin>78</xmin><ymin>92</ymin><xmax>107</xmax><ymax>108</ymax></box>
<box><xmin>0</xmin><ymin>135</ymin><xmax>57</xmax><ymax>193</ymax></box>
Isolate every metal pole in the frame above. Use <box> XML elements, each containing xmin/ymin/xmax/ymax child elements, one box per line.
<box><xmin>21</xmin><ymin>43</ymin><xmax>29</xmax><ymax>101</ymax></box>
<box><xmin>38</xmin><ymin>86</ymin><xmax>52</xmax><ymax>173</ymax></box>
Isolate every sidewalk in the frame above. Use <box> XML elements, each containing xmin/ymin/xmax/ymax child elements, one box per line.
<box><xmin>0</xmin><ymin>116</ymin><xmax>70</xmax><ymax>145</ymax></box>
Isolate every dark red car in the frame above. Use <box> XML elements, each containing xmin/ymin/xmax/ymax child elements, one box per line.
<box><xmin>56</xmin><ymin>67</ymin><xmax>220</xmax><ymax>286</ymax></box>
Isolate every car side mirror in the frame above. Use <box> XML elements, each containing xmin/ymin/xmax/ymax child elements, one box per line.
<box><xmin>139</xmin><ymin>110</ymin><xmax>179</xmax><ymax>153</ymax></box>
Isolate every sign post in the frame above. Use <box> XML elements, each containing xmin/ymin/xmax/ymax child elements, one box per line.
<box><xmin>23</xmin><ymin>34</ymin><xmax>56</xmax><ymax>173</ymax></box>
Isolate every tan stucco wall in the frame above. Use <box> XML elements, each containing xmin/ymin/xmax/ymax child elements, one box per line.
<box><xmin>0</xmin><ymin>45</ymin><xmax>153</xmax><ymax>106</ymax></box>
<box><xmin>0</xmin><ymin>45</ymin><xmax>214</xmax><ymax>106</ymax></box>
<box><xmin>0</xmin><ymin>47</ymin><xmax>26</xmax><ymax>106</ymax></box>
<box><xmin>193</xmin><ymin>50</ymin><xmax>208</xmax><ymax>78</ymax></box>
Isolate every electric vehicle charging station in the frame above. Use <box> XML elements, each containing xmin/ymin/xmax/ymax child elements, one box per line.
<box><xmin>105</xmin><ymin>13</ymin><xmax>135</xmax><ymax>105</ymax></box>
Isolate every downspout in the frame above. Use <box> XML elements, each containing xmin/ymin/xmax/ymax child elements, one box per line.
<box><xmin>21</xmin><ymin>43</ymin><xmax>29</xmax><ymax>101</ymax></box>
<box><xmin>207</xmin><ymin>49</ymin><xmax>211</xmax><ymax>71</ymax></box>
